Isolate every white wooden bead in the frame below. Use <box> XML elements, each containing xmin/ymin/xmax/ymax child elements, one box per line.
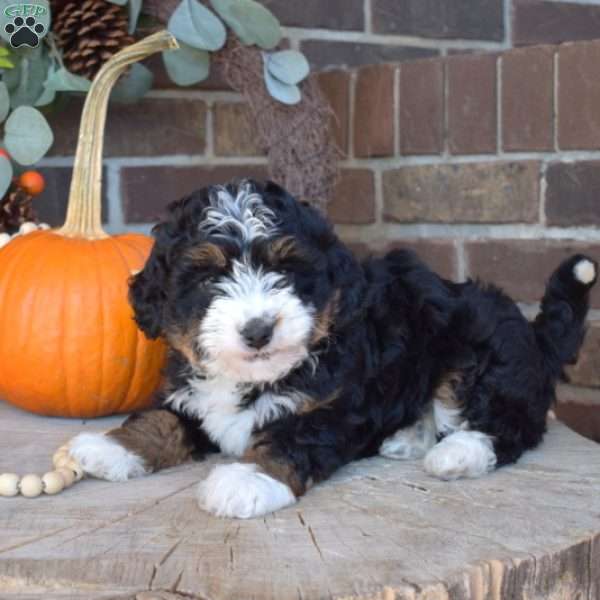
<box><xmin>19</xmin><ymin>221</ymin><xmax>37</xmax><ymax>235</ymax></box>
<box><xmin>42</xmin><ymin>471</ymin><xmax>65</xmax><ymax>495</ymax></box>
<box><xmin>20</xmin><ymin>474</ymin><xmax>43</xmax><ymax>498</ymax></box>
<box><xmin>0</xmin><ymin>233</ymin><xmax>10</xmax><ymax>249</ymax></box>
<box><xmin>0</xmin><ymin>473</ymin><xmax>20</xmax><ymax>497</ymax></box>
<box><xmin>56</xmin><ymin>467</ymin><xmax>75</xmax><ymax>487</ymax></box>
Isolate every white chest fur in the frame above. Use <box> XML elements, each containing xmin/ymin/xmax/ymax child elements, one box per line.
<box><xmin>165</xmin><ymin>376</ymin><xmax>304</xmax><ymax>457</ymax></box>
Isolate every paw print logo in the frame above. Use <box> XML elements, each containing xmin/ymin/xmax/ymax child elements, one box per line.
<box><xmin>5</xmin><ymin>15</ymin><xmax>45</xmax><ymax>48</ymax></box>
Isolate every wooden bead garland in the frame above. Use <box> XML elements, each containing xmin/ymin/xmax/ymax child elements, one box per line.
<box><xmin>0</xmin><ymin>443</ymin><xmax>84</xmax><ymax>498</ymax></box>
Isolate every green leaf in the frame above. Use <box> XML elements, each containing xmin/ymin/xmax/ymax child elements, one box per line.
<box><xmin>0</xmin><ymin>81</ymin><xmax>9</xmax><ymax>122</ymax></box>
<box><xmin>5</xmin><ymin>106</ymin><xmax>54</xmax><ymax>165</ymax></box>
<box><xmin>162</xmin><ymin>43</ymin><xmax>209</xmax><ymax>86</ymax></box>
<box><xmin>8</xmin><ymin>50</ymin><xmax>49</xmax><ymax>108</ymax></box>
<box><xmin>0</xmin><ymin>156</ymin><xmax>12</xmax><ymax>198</ymax></box>
<box><xmin>128</xmin><ymin>0</ymin><xmax>143</xmax><ymax>34</ymax></box>
<box><xmin>168</xmin><ymin>0</ymin><xmax>226</xmax><ymax>51</ymax></box>
<box><xmin>265</xmin><ymin>50</ymin><xmax>309</xmax><ymax>85</ymax></box>
<box><xmin>211</xmin><ymin>0</ymin><xmax>281</xmax><ymax>49</ymax></box>
<box><xmin>110</xmin><ymin>63</ymin><xmax>153</xmax><ymax>103</ymax></box>
<box><xmin>263</xmin><ymin>62</ymin><xmax>300</xmax><ymax>105</ymax></box>
<box><xmin>35</xmin><ymin>84</ymin><xmax>55</xmax><ymax>107</ymax></box>
<box><xmin>34</xmin><ymin>64</ymin><xmax>56</xmax><ymax>106</ymax></box>
<box><xmin>0</xmin><ymin>47</ymin><xmax>11</xmax><ymax>57</ymax></box>
<box><xmin>0</xmin><ymin>57</ymin><xmax>14</xmax><ymax>68</ymax></box>
<box><xmin>43</xmin><ymin>67</ymin><xmax>91</xmax><ymax>93</ymax></box>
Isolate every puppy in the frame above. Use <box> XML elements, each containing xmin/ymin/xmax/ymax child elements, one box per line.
<box><xmin>70</xmin><ymin>180</ymin><xmax>597</xmax><ymax>519</ymax></box>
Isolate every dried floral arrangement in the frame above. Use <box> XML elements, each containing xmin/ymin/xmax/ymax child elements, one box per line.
<box><xmin>0</xmin><ymin>0</ymin><xmax>338</xmax><ymax>213</ymax></box>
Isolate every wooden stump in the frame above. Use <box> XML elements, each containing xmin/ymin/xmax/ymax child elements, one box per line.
<box><xmin>0</xmin><ymin>401</ymin><xmax>599</xmax><ymax>600</ymax></box>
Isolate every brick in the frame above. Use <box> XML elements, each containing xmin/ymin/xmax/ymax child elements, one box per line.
<box><xmin>546</xmin><ymin>161</ymin><xmax>600</xmax><ymax>227</ymax></box>
<box><xmin>502</xmin><ymin>46</ymin><xmax>554</xmax><ymax>151</ymax></box>
<box><xmin>464</xmin><ymin>240</ymin><xmax>600</xmax><ymax>308</ymax></box>
<box><xmin>566</xmin><ymin>325</ymin><xmax>600</xmax><ymax>388</ymax></box>
<box><xmin>328</xmin><ymin>170</ymin><xmax>375</xmax><ymax>225</ymax></box>
<box><xmin>317</xmin><ymin>71</ymin><xmax>351</xmax><ymax>156</ymax></box>
<box><xmin>49</xmin><ymin>97</ymin><xmax>207</xmax><ymax>157</ymax></box>
<box><xmin>558</xmin><ymin>40</ymin><xmax>600</xmax><ymax>150</ymax></box>
<box><xmin>513</xmin><ymin>0</ymin><xmax>600</xmax><ymax>46</ymax></box>
<box><xmin>383</xmin><ymin>162</ymin><xmax>539</xmax><ymax>224</ymax></box>
<box><xmin>263</xmin><ymin>0</ymin><xmax>363</xmax><ymax>30</ymax></box>
<box><xmin>372</xmin><ymin>0</ymin><xmax>504</xmax><ymax>40</ymax></box>
<box><xmin>354</xmin><ymin>65</ymin><xmax>395</xmax><ymax>158</ymax></box>
<box><xmin>447</xmin><ymin>53</ymin><xmax>497</xmax><ymax>155</ymax></box>
<box><xmin>213</xmin><ymin>103</ymin><xmax>264</xmax><ymax>157</ymax></box>
<box><xmin>382</xmin><ymin>239</ymin><xmax>459</xmax><ymax>279</ymax></box>
<box><xmin>556</xmin><ymin>386</ymin><xmax>600</xmax><ymax>443</ymax></box>
<box><xmin>300</xmin><ymin>40</ymin><xmax>437</xmax><ymax>71</ymax></box>
<box><xmin>399</xmin><ymin>59</ymin><xmax>444</xmax><ymax>155</ymax></box>
<box><xmin>36</xmin><ymin>167</ymin><xmax>108</xmax><ymax>227</ymax></box>
<box><xmin>121</xmin><ymin>165</ymin><xmax>269</xmax><ymax>223</ymax></box>
<box><xmin>339</xmin><ymin>238</ymin><xmax>458</xmax><ymax>279</ymax></box>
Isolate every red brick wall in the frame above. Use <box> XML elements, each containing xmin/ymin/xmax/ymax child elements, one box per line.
<box><xmin>35</xmin><ymin>2</ymin><xmax>600</xmax><ymax>437</ymax></box>
<box><xmin>319</xmin><ymin>41</ymin><xmax>600</xmax><ymax>438</ymax></box>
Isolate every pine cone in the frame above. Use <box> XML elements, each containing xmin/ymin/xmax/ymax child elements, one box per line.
<box><xmin>0</xmin><ymin>186</ymin><xmax>36</xmax><ymax>235</ymax></box>
<box><xmin>52</xmin><ymin>0</ymin><xmax>134</xmax><ymax>80</ymax></box>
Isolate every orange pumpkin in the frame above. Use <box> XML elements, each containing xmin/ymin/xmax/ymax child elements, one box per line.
<box><xmin>0</xmin><ymin>32</ymin><xmax>178</xmax><ymax>417</ymax></box>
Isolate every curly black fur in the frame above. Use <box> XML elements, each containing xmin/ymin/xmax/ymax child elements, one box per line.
<box><xmin>127</xmin><ymin>180</ymin><xmax>596</xmax><ymax>497</ymax></box>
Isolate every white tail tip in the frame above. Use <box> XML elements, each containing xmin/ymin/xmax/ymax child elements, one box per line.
<box><xmin>574</xmin><ymin>259</ymin><xmax>596</xmax><ymax>285</ymax></box>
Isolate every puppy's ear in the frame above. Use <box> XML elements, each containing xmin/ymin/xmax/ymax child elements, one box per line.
<box><xmin>129</xmin><ymin>224</ymin><xmax>172</xmax><ymax>339</ymax></box>
<box><xmin>129</xmin><ymin>187</ymin><xmax>214</xmax><ymax>339</ymax></box>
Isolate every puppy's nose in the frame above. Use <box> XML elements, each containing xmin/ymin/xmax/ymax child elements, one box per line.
<box><xmin>241</xmin><ymin>318</ymin><xmax>275</xmax><ymax>350</ymax></box>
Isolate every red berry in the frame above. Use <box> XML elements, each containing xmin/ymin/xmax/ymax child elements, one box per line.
<box><xmin>18</xmin><ymin>171</ymin><xmax>46</xmax><ymax>196</ymax></box>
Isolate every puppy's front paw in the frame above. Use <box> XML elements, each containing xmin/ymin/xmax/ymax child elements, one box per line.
<box><xmin>197</xmin><ymin>462</ymin><xmax>296</xmax><ymax>519</ymax></box>
<box><xmin>69</xmin><ymin>432</ymin><xmax>148</xmax><ymax>482</ymax></box>
<box><xmin>424</xmin><ymin>431</ymin><xmax>496</xmax><ymax>481</ymax></box>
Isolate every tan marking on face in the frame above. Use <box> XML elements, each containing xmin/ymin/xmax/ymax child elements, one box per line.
<box><xmin>311</xmin><ymin>290</ymin><xmax>340</xmax><ymax>345</ymax></box>
<box><xmin>168</xmin><ymin>327</ymin><xmax>202</xmax><ymax>369</ymax></box>
<box><xmin>268</xmin><ymin>236</ymin><xmax>304</xmax><ymax>263</ymax></box>
<box><xmin>185</xmin><ymin>243</ymin><xmax>227</xmax><ymax>269</ymax></box>
<box><xmin>108</xmin><ymin>409</ymin><xmax>195</xmax><ymax>472</ymax></box>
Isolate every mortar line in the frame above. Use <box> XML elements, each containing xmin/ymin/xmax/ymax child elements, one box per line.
<box><xmin>364</xmin><ymin>0</ymin><xmax>373</xmax><ymax>34</ymax></box>
<box><xmin>106</xmin><ymin>163</ymin><xmax>124</xmax><ymax>229</ymax></box>
<box><xmin>146</xmin><ymin>90</ymin><xmax>244</xmax><ymax>102</ymax></box>
<box><xmin>373</xmin><ymin>167</ymin><xmax>384</xmax><ymax>226</ymax></box>
<box><xmin>336</xmin><ymin>222</ymin><xmax>600</xmax><ymax>242</ymax></box>
<box><xmin>442</xmin><ymin>57</ymin><xmax>449</xmax><ymax>159</ymax></box>
<box><xmin>337</xmin><ymin>148</ymin><xmax>600</xmax><ymax>169</ymax></box>
<box><xmin>348</xmin><ymin>71</ymin><xmax>357</xmax><ymax>159</ymax></box>
<box><xmin>503</xmin><ymin>0</ymin><xmax>513</xmax><ymax>47</ymax></box>
<box><xmin>553</xmin><ymin>49</ymin><xmax>560</xmax><ymax>152</ymax></box>
<box><xmin>280</xmin><ymin>26</ymin><xmax>508</xmax><ymax>50</ymax></box>
<box><xmin>39</xmin><ymin>156</ymin><xmax>270</xmax><ymax>168</ymax></box>
<box><xmin>539</xmin><ymin>162</ymin><xmax>548</xmax><ymax>226</ymax></box>
<box><xmin>456</xmin><ymin>239</ymin><xmax>467</xmax><ymax>281</ymax></box>
<box><xmin>393</xmin><ymin>66</ymin><xmax>400</xmax><ymax>156</ymax></box>
<box><xmin>205</xmin><ymin>103</ymin><xmax>215</xmax><ymax>159</ymax></box>
<box><xmin>497</xmin><ymin>55</ymin><xmax>503</xmax><ymax>154</ymax></box>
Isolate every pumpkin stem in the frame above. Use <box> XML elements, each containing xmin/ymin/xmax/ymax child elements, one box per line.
<box><xmin>58</xmin><ymin>31</ymin><xmax>179</xmax><ymax>239</ymax></box>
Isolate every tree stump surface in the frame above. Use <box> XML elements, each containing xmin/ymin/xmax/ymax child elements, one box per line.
<box><xmin>0</xmin><ymin>400</ymin><xmax>599</xmax><ymax>600</ymax></box>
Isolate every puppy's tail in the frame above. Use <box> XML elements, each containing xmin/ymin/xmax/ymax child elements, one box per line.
<box><xmin>533</xmin><ymin>254</ymin><xmax>597</xmax><ymax>379</ymax></box>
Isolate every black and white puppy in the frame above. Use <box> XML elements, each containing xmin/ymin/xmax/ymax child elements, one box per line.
<box><xmin>70</xmin><ymin>180</ymin><xmax>597</xmax><ymax>519</ymax></box>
